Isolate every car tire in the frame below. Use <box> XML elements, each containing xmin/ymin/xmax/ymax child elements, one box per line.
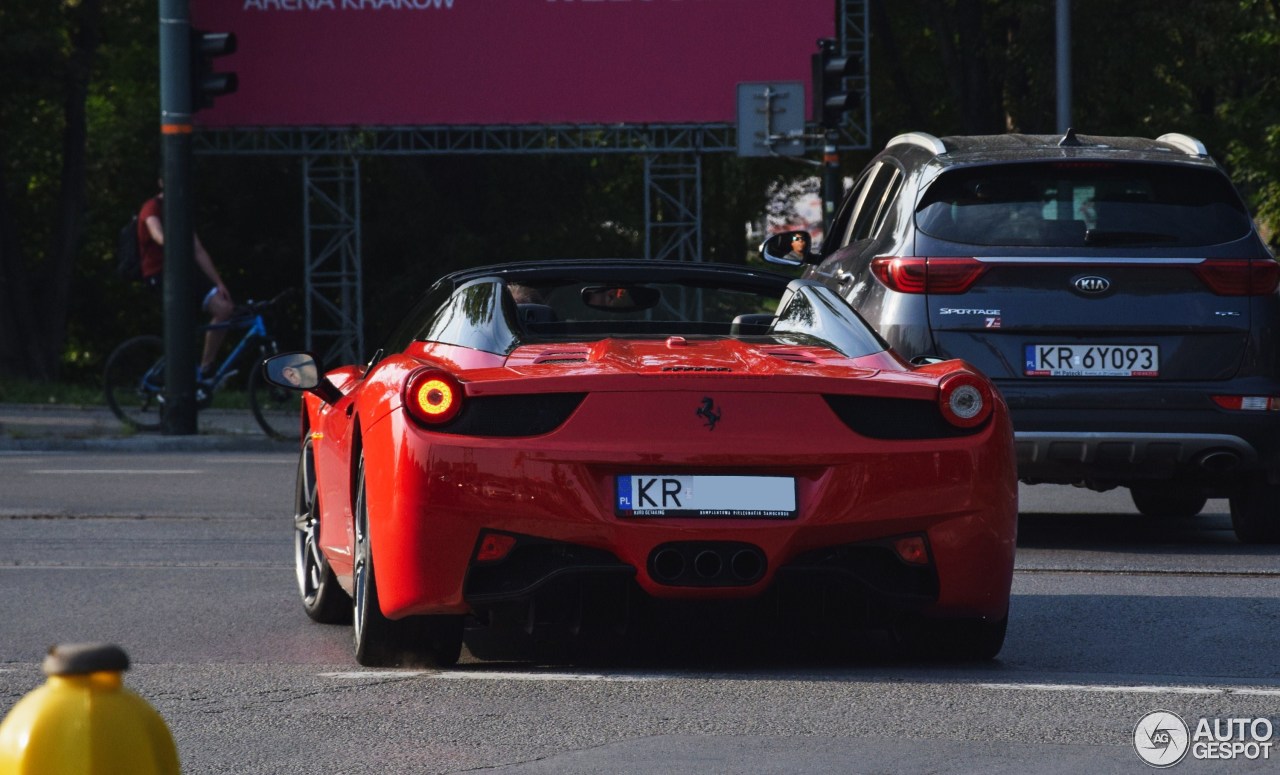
<box><xmin>1228</xmin><ymin>477</ymin><xmax>1280</xmax><ymax>544</ymax></box>
<box><xmin>352</xmin><ymin>455</ymin><xmax>463</xmax><ymax>668</ymax></box>
<box><xmin>294</xmin><ymin>438</ymin><xmax>350</xmax><ymax>624</ymax></box>
<box><xmin>892</xmin><ymin>615</ymin><xmax>1007</xmax><ymax>661</ymax></box>
<box><xmin>1129</xmin><ymin>485</ymin><xmax>1207</xmax><ymax>519</ymax></box>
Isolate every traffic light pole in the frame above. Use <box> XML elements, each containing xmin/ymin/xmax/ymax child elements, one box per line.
<box><xmin>158</xmin><ymin>0</ymin><xmax>198</xmax><ymax>435</ymax></box>
<box><xmin>811</xmin><ymin>38</ymin><xmax>855</xmax><ymax>234</ymax></box>
<box><xmin>821</xmin><ymin>132</ymin><xmax>842</xmax><ymax>234</ymax></box>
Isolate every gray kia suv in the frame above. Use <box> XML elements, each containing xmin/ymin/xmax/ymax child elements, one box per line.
<box><xmin>763</xmin><ymin>130</ymin><xmax>1280</xmax><ymax>543</ymax></box>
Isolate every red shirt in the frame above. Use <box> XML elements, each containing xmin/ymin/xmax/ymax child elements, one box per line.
<box><xmin>138</xmin><ymin>195</ymin><xmax>164</xmax><ymax>279</ymax></box>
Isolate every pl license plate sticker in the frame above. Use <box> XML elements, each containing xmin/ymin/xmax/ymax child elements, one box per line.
<box><xmin>616</xmin><ymin>475</ymin><xmax>797</xmax><ymax>518</ymax></box>
<box><xmin>1025</xmin><ymin>344</ymin><xmax>1159</xmax><ymax>377</ymax></box>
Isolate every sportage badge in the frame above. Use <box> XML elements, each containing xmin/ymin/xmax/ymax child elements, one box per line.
<box><xmin>1073</xmin><ymin>275</ymin><xmax>1111</xmax><ymax>294</ymax></box>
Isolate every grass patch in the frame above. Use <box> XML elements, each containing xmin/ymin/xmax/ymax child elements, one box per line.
<box><xmin>0</xmin><ymin>378</ymin><xmax>105</xmax><ymax>406</ymax></box>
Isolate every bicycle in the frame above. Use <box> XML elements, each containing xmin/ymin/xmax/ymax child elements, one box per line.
<box><xmin>103</xmin><ymin>290</ymin><xmax>301</xmax><ymax>440</ymax></box>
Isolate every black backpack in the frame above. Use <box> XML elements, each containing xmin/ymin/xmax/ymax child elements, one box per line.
<box><xmin>116</xmin><ymin>214</ymin><xmax>142</xmax><ymax>281</ymax></box>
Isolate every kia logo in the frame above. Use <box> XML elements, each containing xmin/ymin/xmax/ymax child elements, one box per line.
<box><xmin>1073</xmin><ymin>275</ymin><xmax>1111</xmax><ymax>294</ymax></box>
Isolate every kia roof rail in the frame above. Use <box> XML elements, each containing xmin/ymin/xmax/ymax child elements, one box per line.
<box><xmin>1155</xmin><ymin>133</ymin><xmax>1208</xmax><ymax>157</ymax></box>
<box><xmin>887</xmin><ymin>132</ymin><xmax>947</xmax><ymax>156</ymax></box>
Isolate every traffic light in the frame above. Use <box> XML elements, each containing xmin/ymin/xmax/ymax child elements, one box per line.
<box><xmin>190</xmin><ymin>29</ymin><xmax>237</xmax><ymax>111</ymax></box>
<box><xmin>811</xmin><ymin>38</ymin><xmax>860</xmax><ymax>128</ymax></box>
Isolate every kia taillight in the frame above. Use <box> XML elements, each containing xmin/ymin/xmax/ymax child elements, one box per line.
<box><xmin>870</xmin><ymin>256</ymin><xmax>987</xmax><ymax>294</ymax></box>
<box><xmin>1192</xmin><ymin>259</ymin><xmax>1280</xmax><ymax>296</ymax></box>
<box><xmin>1212</xmin><ymin>395</ymin><xmax>1280</xmax><ymax>411</ymax></box>
<box><xmin>403</xmin><ymin>368</ymin><xmax>464</xmax><ymax>426</ymax></box>
<box><xmin>938</xmin><ymin>372</ymin><xmax>993</xmax><ymax>429</ymax></box>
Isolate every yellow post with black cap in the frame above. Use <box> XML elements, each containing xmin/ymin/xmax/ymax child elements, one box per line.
<box><xmin>0</xmin><ymin>643</ymin><xmax>180</xmax><ymax>774</ymax></box>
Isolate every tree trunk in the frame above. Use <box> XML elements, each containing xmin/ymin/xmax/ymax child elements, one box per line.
<box><xmin>0</xmin><ymin>163</ymin><xmax>45</xmax><ymax>378</ymax></box>
<box><xmin>39</xmin><ymin>0</ymin><xmax>104</xmax><ymax>381</ymax></box>
<box><xmin>921</xmin><ymin>0</ymin><xmax>1005</xmax><ymax>134</ymax></box>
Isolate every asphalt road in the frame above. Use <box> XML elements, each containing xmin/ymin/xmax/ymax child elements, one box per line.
<box><xmin>1</xmin><ymin>450</ymin><xmax>1277</xmax><ymax>774</ymax></box>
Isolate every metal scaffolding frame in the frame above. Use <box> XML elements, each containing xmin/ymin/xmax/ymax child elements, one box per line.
<box><xmin>302</xmin><ymin>155</ymin><xmax>363</xmax><ymax>366</ymax></box>
<box><xmin>644</xmin><ymin>154</ymin><xmax>702</xmax><ymax>262</ymax></box>
<box><xmin>839</xmin><ymin>0</ymin><xmax>873</xmax><ymax>150</ymax></box>
<box><xmin>194</xmin><ymin>2</ymin><xmax>868</xmax><ymax>362</ymax></box>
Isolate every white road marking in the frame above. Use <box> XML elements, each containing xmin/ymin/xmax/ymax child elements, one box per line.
<box><xmin>320</xmin><ymin>671</ymin><xmax>429</xmax><ymax>679</ymax></box>
<box><xmin>981</xmin><ymin>682</ymin><xmax>1280</xmax><ymax>696</ymax></box>
<box><xmin>321</xmin><ymin>675</ymin><xmax>1280</xmax><ymax>693</ymax></box>
<box><xmin>435</xmin><ymin>670</ymin><xmax>666</xmax><ymax>682</ymax></box>
<box><xmin>321</xmin><ymin>670</ymin><xmax>668</xmax><ymax>683</ymax></box>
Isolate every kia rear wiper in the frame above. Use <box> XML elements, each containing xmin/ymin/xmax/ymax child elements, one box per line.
<box><xmin>1084</xmin><ymin>229</ymin><xmax>1179</xmax><ymax>246</ymax></box>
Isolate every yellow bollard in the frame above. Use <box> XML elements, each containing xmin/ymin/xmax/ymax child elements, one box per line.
<box><xmin>0</xmin><ymin>643</ymin><xmax>180</xmax><ymax>775</ymax></box>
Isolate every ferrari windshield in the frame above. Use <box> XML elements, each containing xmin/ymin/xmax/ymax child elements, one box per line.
<box><xmin>398</xmin><ymin>266</ymin><xmax>888</xmax><ymax>359</ymax></box>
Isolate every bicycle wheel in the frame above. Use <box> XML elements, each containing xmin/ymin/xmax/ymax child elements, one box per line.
<box><xmin>248</xmin><ymin>358</ymin><xmax>304</xmax><ymax>441</ymax></box>
<box><xmin>103</xmin><ymin>335</ymin><xmax>166</xmax><ymax>431</ymax></box>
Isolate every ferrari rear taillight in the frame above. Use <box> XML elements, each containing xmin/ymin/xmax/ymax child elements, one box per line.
<box><xmin>403</xmin><ymin>368</ymin><xmax>464</xmax><ymax>425</ymax></box>
<box><xmin>1192</xmin><ymin>259</ymin><xmax>1280</xmax><ymax>296</ymax></box>
<box><xmin>938</xmin><ymin>372</ymin><xmax>993</xmax><ymax>429</ymax></box>
<box><xmin>870</xmin><ymin>256</ymin><xmax>987</xmax><ymax>294</ymax></box>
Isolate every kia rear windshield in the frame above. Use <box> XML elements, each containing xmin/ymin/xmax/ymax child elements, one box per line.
<box><xmin>915</xmin><ymin>162</ymin><xmax>1253</xmax><ymax>247</ymax></box>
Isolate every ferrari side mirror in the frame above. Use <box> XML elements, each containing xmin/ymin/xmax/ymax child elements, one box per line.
<box><xmin>262</xmin><ymin>352</ymin><xmax>344</xmax><ymax>405</ymax></box>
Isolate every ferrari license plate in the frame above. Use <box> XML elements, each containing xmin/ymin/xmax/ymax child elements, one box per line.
<box><xmin>616</xmin><ymin>475</ymin><xmax>797</xmax><ymax>518</ymax></box>
<box><xmin>1025</xmin><ymin>344</ymin><xmax>1159</xmax><ymax>377</ymax></box>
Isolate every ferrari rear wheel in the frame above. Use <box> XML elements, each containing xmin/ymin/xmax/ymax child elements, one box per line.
<box><xmin>892</xmin><ymin>614</ymin><xmax>1008</xmax><ymax>662</ymax></box>
<box><xmin>1228</xmin><ymin>476</ymin><xmax>1280</xmax><ymax>544</ymax></box>
<box><xmin>1129</xmin><ymin>484</ymin><xmax>1207</xmax><ymax>519</ymax></box>
<box><xmin>352</xmin><ymin>456</ymin><xmax>463</xmax><ymax>668</ymax></box>
<box><xmin>294</xmin><ymin>438</ymin><xmax>350</xmax><ymax>624</ymax></box>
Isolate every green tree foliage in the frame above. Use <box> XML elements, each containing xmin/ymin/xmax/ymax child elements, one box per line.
<box><xmin>864</xmin><ymin>0</ymin><xmax>1280</xmax><ymax>214</ymax></box>
<box><xmin>2</xmin><ymin>0</ymin><xmax>1279</xmax><ymax>383</ymax></box>
<box><xmin>0</xmin><ymin>0</ymin><xmax>158</xmax><ymax>382</ymax></box>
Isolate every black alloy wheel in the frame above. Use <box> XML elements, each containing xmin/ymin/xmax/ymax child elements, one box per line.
<box><xmin>294</xmin><ymin>438</ymin><xmax>351</xmax><ymax>623</ymax></box>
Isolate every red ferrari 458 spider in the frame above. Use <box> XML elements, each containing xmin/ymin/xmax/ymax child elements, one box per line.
<box><xmin>264</xmin><ymin>260</ymin><xmax>1017</xmax><ymax>667</ymax></box>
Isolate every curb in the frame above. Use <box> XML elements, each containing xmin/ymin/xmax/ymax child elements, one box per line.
<box><xmin>0</xmin><ymin>404</ymin><xmax>299</xmax><ymax>453</ymax></box>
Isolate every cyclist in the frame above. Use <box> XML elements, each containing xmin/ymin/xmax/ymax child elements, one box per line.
<box><xmin>137</xmin><ymin>178</ymin><xmax>234</xmax><ymax>385</ymax></box>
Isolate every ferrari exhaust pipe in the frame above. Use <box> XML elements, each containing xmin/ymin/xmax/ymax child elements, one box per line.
<box><xmin>647</xmin><ymin>543</ymin><xmax>766</xmax><ymax>587</ymax></box>
<box><xmin>650</xmin><ymin>548</ymin><xmax>686</xmax><ymax>583</ymax></box>
<box><xmin>730</xmin><ymin>549</ymin><xmax>764</xmax><ymax>582</ymax></box>
<box><xmin>693</xmin><ymin>550</ymin><xmax>723</xmax><ymax>579</ymax></box>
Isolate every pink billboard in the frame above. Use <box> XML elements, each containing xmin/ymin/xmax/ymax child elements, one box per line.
<box><xmin>190</xmin><ymin>0</ymin><xmax>835</xmax><ymax>127</ymax></box>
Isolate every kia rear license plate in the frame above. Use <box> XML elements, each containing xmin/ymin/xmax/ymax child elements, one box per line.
<box><xmin>616</xmin><ymin>475</ymin><xmax>797</xmax><ymax>518</ymax></box>
<box><xmin>1025</xmin><ymin>344</ymin><xmax>1159</xmax><ymax>377</ymax></box>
